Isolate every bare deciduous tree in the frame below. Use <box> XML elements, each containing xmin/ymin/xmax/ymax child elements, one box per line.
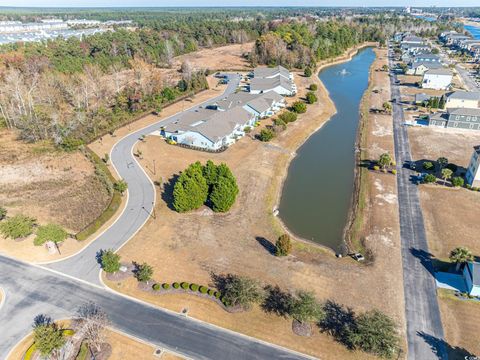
<box><xmin>74</xmin><ymin>302</ymin><xmax>110</xmax><ymax>352</ymax></box>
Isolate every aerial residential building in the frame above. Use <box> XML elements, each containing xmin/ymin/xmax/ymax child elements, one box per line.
<box><xmin>407</xmin><ymin>61</ymin><xmax>442</xmax><ymax>76</ymax></box>
<box><xmin>466</xmin><ymin>145</ymin><xmax>480</xmax><ymax>187</ymax></box>
<box><xmin>422</xmin><ymin>68</ymin><xmax>453</xmax><ymax>90</ymax></box>
<box><xmin>412</xmin><ymin>53</ymin><xmax>441</xmax><ymax>64</ymax></box>
<box><xmin>253</xmin><ymin>66</ymin><xmax>293</xmax><ymax>81</ymax></box>
<box><xmin>213</xmin><ymin>91</ymin><xmax>286</xmax><ymax>119</ymax></box>
<box><xmin>445</xmin><ymin>91</ymin><xmax>480</xmax><ymax>110</ymax></box>
<box><xmin>159</xmin><ymin>106</ymin><xmax>256</xmax><ymax>150</ymax></box>
<box><xmin>462</xmin><ymin>262</ymin><xmax>480</xmax><ymax>296</ymax></box>
<box><xmin>428</xmin><ymin>108</ymin><xmax>480</xmax><ymax>130</ymax></box>
<box><xmin>402</xmin><ymin>35</ymin><xmax>424</xmax><ymax>44</ymax></box>
<box><xmin>249</xmin><ymin>76</ymin><xmax>296</xmax><ymax>96</ymax></box>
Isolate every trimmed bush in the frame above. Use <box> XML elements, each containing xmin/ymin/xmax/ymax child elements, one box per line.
<box><xmin>278</xmin><ymin>111</ymin><xmax>297</xmax><ymax>124</ymax></box>
<box><xmin>452</xmin><ymin>176</ymin><xmax>464</xmax><ymax>187</ymax></box>
<box><xmin>291</xmin><ymin>101</ymin><xmax>307</xmax><ymax>114</ymax></box>
<box><xmin>391</xmin><ymin>169</ymin><xmax>397</xmax><ymax>175</ymax></box>
<box><xmin>208</xmin><ymin>289</ymin><xmax>215</xmax><ymax>296</ymax></box>
<box><xmin>100</xmin><ymin>249</ymin><xmax>121</xmax><ymax>273</ymax></box>
<box><xmin>373</xmin><ymin>165</ymin><xmax>380</xmax><ymax>171</ymax></box>
<box><xmin>0</xmin><ymin>214</ymin><xmax>36</xmax><ymax>239</ymax></box>
<box><xmin>113</xmin><ymin>179</ymin><xmax>128</xmax><ymax>194</ymax></box>
<box><xmin>181</xmin><ymin>282</ymin><xmax>190</xmax><ymax>290</ymax></box>
<box><xmin>309</xmin><ymin>83</ymin><xmax>318</xmax><ymax>91</ymax></box>
<box><xmin>199</xmin><ymin>286</ymin><xmax>208</xmax><ymax>294</ymax></box>
<box><xmin>215</xmin><ymin>291</ymin><xmax>221</xmax><ymax>299</ymax></box>
<box><xmin>134</xmin><ymin>262</ymin><xmax>153</xmax><ymax>282</ymax></box>
<box><xmin>190</xmin><ymin>283</ymin><xmax>199</xmax><ymax>291</ymax></box>
<box><xmin>152</xmin><ymin>283</ymin><xmax>161</xmax><ymax>291</ymax></box>
<box><xmin>162</xmin><ymin>283</ymin><xmax>171</xmax><ymax>290</ymax></box>
<box><xmin>173</xmin><ymin>282</ymin><xmax>180</xmax><ymax>289</ymax></box>
<box><xmin>306</xmin><ymin>91</ymin><xmax>317</xmax><ymax>104</ymax></box>
<box><xmin>34</xmin><ymin>224</ymin><xmax>67</xmax><ymax>246</ymax></box>
<box><xmin>423</xmin><ymin>174</ymin><xmax>437</xmax><ymax>184</ymax></box>
<box><xmin>275</xmin><ymin>234</ymin><xmax>292</xmax><ymax>256</ymax></box>
<box><xmin>258</xmin><ymin>128</ymin><xmax>275</xmax><ymax>142</ymax></box>
<box><xmin>304</xmin><ymin>67</ymin><xmax>313</xmax><ymax>77</ymax></box>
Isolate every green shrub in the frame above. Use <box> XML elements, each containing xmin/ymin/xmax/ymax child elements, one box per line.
<box><xmin>309</xmin><ymin>83</ymin><xmax>318</xmax><ymax>91</ymax></box>
<box><xmin>181</xmin><ymin>282</ymin><xmax>190</xmax><ymax>290</ymax></box>
<box><xmin>304</xmin><ymin>67</ymin><xmax>313</xmax><ymax>77</ymax></box>
<box><xmin>466</xmin><ymin>184</ymin><xmax>472</xmax><ymax>189</ymax></box>
<box><xmin>210</xmin><ymin>175</ymin><xmax>239</xmax><ymax>213</ymax></box>
<box><xmin>59</xmin><ymin>136</ymin><xmax>83</xmax><ymax>152</ymax></box>
<box><xmin>34</xmin><ymin>224</ymin><xmax>67</xmax><ymax>246</ymax></box>
<box><xmin>423</xmin><ymin>174</ymin><xmax>437</xmax><ymax>184</ymax></box>
<box><xmin>113</xmin><ymin>180</ymin><xmax>128</xmax><ymax>194</ymax></box>
<box><xmin>190</xmin><ymin>283</ymin><xmax>199</xmax><ymax>291</ymax></box>
<box><xmin>173</xmin><ymin>162</ymin><xmax>209</xmax><ymax>213</ymax></box>
<box><xmin>273</xmin><ymin>118</ymin><xmax>287</xmax><ymax>130</ymax></box>
<box><xmin>391</xmin><ymin>169</ymin><xmax>397</xmax><ymax>175</ymax></box>
<box><xmin>162</xmin><ymin>283</ymin><xmax>170</xmax><ymax>290</ymax></box>
<box><xmin>275</xmin><ymin>234</ymin><xmax>292</xmax><ymax>256</ymax></box>
<box><xmin>291</xmin><ymin>101</ymin><xmax>307</xmax><ymax>114</ymax></box>
<box><xmin>152</xmin><ymin>283</ymin><xmax>161</xmax><ymax>291</ymax></box>
<box><xmin>0</xmin><ymin>207</ymin><xmax>6</xmax><ymax>221</ymax></box>
<box><xmin>258</xmin><ymin>128</ymin><xmax>275</xmax><ymax>142</ymax></box>
<box><xmin>244</xmin><ymin>126</ymin><xmax>252</xmax><ymax>133</ymax></box>
<box><xmin>0</xmin><ymin>215</ymin><xmax>36</xmax><ymax>239</ymax></box>
<box><xmin>173</xmin><ymin>282</ymin><xmax>180</xmax><ymax>289</ymax></box>
<box><xmin>100</xmin><ymin>249</ymin><xmax>121</xmax><ymax>273</ymax></box>
<box><xmin>306</xmin><ymin>92</ymin><xmax>317</xmax><ymax>104</ymax></box>
<box><xmin>215</xmin><ymin>291</ymin><xmax>221</xmax><ymax>299</ymax></box>
<box><xmin>373</xmin><ymin>165</ymin><xmax>380</xmax><ymax>171</ymax></box>
<box><xmin>452</xmin><ymin>176</ymin><xmax>464</xmax><ymax>187</ymax></box>
<box><xmin>134</xmin><ymin>262</ymin><xmax>153</xmax><ymax>282</ymax></box>
<box><xmin>423</xmin><ymin>162</ymin><xmax>434</xmax><ymax>171</ymax></box>
<box><xmin>208</xmin><ymin>289</ymin><xmax>215</xmax><ymax>296</ymax></box>
<box><xmin>199</xmin><ymin>286</ymin><xmax>208</xmax><ymax>294</ymax></box>
<box><xmin>278</xmin><ymin>111</ymin><xmax>297</xmax><ymax>124</ymax></box>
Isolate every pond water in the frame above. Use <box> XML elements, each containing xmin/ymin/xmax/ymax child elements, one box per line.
<box><xmin>278</xmin><ymin>47</ymin><xmax>376</xmax><ymax>251</ymax></box>
<box><xmin>464</xmin><ymin>24</ymin><xmax>480</xmax><ymax>40</ymax></box>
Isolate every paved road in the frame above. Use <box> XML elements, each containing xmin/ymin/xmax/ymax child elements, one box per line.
<box><xmin>46</xmin><ymin>74</ymin><xmax>242</xmax><ymax>285</ymax></box>
<box><xmin>0</xmin><ymin>254</ymin><xmax>312</xmax><ymax>360</ymax></box>
<box><xmin>388</xmin><ymin>53</ymin><xmax>448</xmax><ymax>360</ymax></box>
<box><xmin>455</xmin><ymin>64</ymin><xmax>479</xmax><ymax>91</ymax></box>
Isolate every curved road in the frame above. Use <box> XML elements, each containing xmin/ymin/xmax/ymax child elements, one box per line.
<box><xmin>0</xmin><ymin>74</ymin><xmax>314</xmax><ymax>359</ymax></box>
<box><xmin>46</xmin><ymin>74</ymin><xmax>241</xmax><ymax>284</ymax></box>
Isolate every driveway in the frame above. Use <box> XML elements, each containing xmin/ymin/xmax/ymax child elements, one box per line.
<box><xmin>0</xmin><ymin>254</ymin><xmax>312</xmax><ymax>360</ymax></box>
<box><xmin>388</xmin><ymin>51</ymin><xmax>448</xmax><ymax>359</ymax></box>
<box><xmin>45</xmin><ymin>74</ymin><xmax>242</xmax><ymax>285</ymax></box>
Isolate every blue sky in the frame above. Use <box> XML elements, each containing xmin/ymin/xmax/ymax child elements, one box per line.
<box><xmin>2</xmin><ymin>0</ymin><xmax>480</xmax><ymax>7</ymax></box>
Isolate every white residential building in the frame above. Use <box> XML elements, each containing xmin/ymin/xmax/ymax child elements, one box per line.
<box><xmin>250</xmin><ymin>65</ymin><xmax>296</xmax><ymax>96</ymax></box>
<box><xmin>422</xmin><ymin>68</ymin><xmax>453</xmax><ymax>90</ymax></box>
<box><xmin>445</xmin><ymin>91</ymin><xmax>480</xmax><ymax>110</ymax></box>
<box><xmin>466</xmin><ymin>145</ymin><xmax>480</xmax><ymax>187</ymax></box>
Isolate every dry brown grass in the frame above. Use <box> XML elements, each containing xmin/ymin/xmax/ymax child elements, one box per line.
<box><xmin>104</xmin><ymin>47</ymin><xmax>406</xmax><ymax>359</ymax></box>
<box><xmin>438</xmin><ymin>289</ymin><xmax>480</xmax><ymax>359</ymax></box>
<box><xmin>408</xmin><ymin>126</ymin><xmax>480</xmax><ymax>259</ymax></box>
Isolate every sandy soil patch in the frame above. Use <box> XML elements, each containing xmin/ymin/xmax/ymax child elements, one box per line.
<box><xmin>408</xmin><ymin>126</ymin><xmax>480</xmax><ymax>258</ymax></box>
<box><xmin>105</xmin><ymin>46</ymin><xmax>405</xmax><ymax>359</ymax></box>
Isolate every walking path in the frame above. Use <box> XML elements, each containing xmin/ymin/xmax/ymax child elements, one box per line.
<box><xmin>388</xmin><ymin>51</ymin><xmax>448</xmax><ymax>360</ymax></box>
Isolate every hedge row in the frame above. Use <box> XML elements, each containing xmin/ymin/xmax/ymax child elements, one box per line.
<box><xmin>151</xmin><ymin>281</ymin><xmax>221</xmax><ymax>299</ymax></box>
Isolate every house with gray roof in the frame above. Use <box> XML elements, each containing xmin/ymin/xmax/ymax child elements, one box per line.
<box><xmin>445</xmin><ymin>91</ymin><xmax>480</xmax><ymax>110</ymax></box>
<box><xmin>253</xmin><ymin>65</ymin><xmax>292</xmax><ymax>80</ymax></box>
<box><xmin>249</xmin><ymin>75</ymin><xmax>296</xmax><ymax>96</ymax></box>
<box><xmin>428</xmin><ymin>107</ymin><xmax>480</xmax><ymax>130</ymax></box>
<box><xmin>214</xmin><ymin>91</ymin><xmax>286</xmax><ymax>118</ymax></box>
<box><xmin>406</xmin><ymin>61</ymin><xmax>442</xmax><ymax>76</ymax></box>
<box><xmin>159</xmin><ymin>106</ymin><xmax>256</xmax><ymax>150</ymax></box>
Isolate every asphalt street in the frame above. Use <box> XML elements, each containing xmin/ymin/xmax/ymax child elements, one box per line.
<box><xmin>46</xmin><ymin>74</ymin><xmax>242</xmax><ymax>285</ymax></box>
<box><xmin>388</xmin><ymin>52</ymin><xmax>448</xmax><ymax>360</ymax></box>
<box><xmin>0</xmin><ymin>254</ymin><xmax>312</xmax><ymax>359</ymax></box>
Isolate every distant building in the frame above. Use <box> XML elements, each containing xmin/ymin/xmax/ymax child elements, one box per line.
<box><xmin>445</xmin><ymin>91</ymin><xmax>480</xmax><ymax>110</ymax></box>
<box><xmin>402</xmin><ymin>35</ymin><xmax>424</xmax><ymax>44</ymax></box>
<box><xmin>249</xmin><ymin>65</ymin><xmax>296</xmax><ymax>96</ymax></box>
<box><xmin>422</xmin><ymin>68</ymin><xmax>453</xmax><ymax>90</ymax></box>
<box><xmin>213</xmin><ymin>91</ymin><xmax>286</xmax><ymax>119</ymax></box>
<box><xmin>412</xmin><ymin>53</ymin><xmax>441</xmax><ymax>64</ymax></box>
<box><xmin>407</xmin><ymin>61</ymin><xmax>443</xmax><ymax>76</ymax></box>
<box><xmin>428</xmin><ymin>107</ymin><xmax>480</xmax><ymax>130</ymax></box>
<box><xmin>466</xmin><ymin>146</ymin><xmax>480</xmax><ymax>187</ymax></box>
<box><xmin>414</xmin><ymin>93</ymin><xmax>431</xmax><ymax>105</ymax></box>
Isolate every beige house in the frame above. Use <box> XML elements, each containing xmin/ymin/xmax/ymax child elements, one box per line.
<box><xmin>445</xmin><ymin>91</ymin><xmax>480</xmax><ymax>110</ymax></box>
<box><xmin>466</xmin><ymin>145</ymin><xmax>480</xmax><ymax>187</ymax></box>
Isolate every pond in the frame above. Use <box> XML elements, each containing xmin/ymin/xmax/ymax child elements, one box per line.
<box><xmin>279</xmin><ymin>47</ymin><xmax>376</xmax><ymax>251</ymax></box>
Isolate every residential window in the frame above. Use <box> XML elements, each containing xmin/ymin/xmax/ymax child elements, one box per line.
<box><xmin>456</xmin><ymin>116</ymin><xmax>460</xmax><ymax>121</ymax></box>
<box><xmin>467</xmin><ymin>116</ymin><xmax>471</xmax><ymax>121</ymax></box>
<box><xmin>454</xmin><ymin>122</ymin><xmax>458</xmax><ymax>127</ymax></box>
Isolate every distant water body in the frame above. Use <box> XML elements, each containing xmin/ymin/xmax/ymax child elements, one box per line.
<box><xmin>464</xmin><ymin>24</ymin><xmax>480</xmax><ymax>40</ymax></box>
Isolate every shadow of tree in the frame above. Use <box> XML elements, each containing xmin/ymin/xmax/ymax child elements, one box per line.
<box><xmin>262</xmin><ymin>285</ymin><xmax>293</xmax><ymax>318</ymax></box>
<box><xmin>161</xmin><ymin>174</ymin><xmax>179</xmax><ymax>211</ymax></box>
<box><xmin>255</xmin><ymin>236</ymin><xmax>276</xmax><ymax>255</ymax></box>
<box><xmin>417</xmin><ymin>331</ymin><xmax>475</xmax><ymax>360</ymax></box>
<box><xmin>33</xmin><ymin>314</ymin><xmax>53</xmax><ymax>327</ymax></box>
<box><xmin>318</xmin><ymin>300</ymin><xmax>356</xmax><ymax>349</ymax></box>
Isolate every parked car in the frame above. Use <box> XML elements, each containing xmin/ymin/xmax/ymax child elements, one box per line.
<box><xmin>350</xmin><ymin>253</ymin><xmax>365</xmax><ymax>262</ymax></box>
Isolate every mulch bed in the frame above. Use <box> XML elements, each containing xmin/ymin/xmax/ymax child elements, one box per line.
<box><xmin>136</xmin><ymin>280</ymin><xmax>245</xmax><ymax>313</ymax></box>
<box><xmin>105</xmin><ymin>263</ymin><xmax>134</xmax><ymax>281</ymax></box>
<box><xmin>292</xmin><ymin>319</ymin><xmax>313</xmax><ymax>337</ymax></box>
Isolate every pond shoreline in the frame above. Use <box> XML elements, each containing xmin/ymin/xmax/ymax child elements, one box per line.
<box><xmin>273</xmin><ymin>43</ymin><xmax>377</xmax><ymax>253</ymax></box>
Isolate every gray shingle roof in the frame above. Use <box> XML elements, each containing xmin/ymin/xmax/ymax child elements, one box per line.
<box><xmin>447</xmin><ymin>91</ymin><xmax>480</xmax><ymax>101</ymax></box>
<box><xmin>425</xmin><ymin>68</ymin><xmax>452</xmax><ymax>76</ymax></box>
<box><xmin>412</xmin><ymin>62</ymin><xmax>442</xmax><ymax>70</ymax></box>
<box><xmin>254</xmin><ymin>65</ymin><xmax>290</xmax><ymax>79</ymax></box>
<box><xmin>448</xmin><ymin>107</ymin><xmax>480</xmax><ymax>116</ymax></box>
<box><xmin>250</xmin><ymin>75</ymin><xmax>293</xmax><ymax>92</ymax></box>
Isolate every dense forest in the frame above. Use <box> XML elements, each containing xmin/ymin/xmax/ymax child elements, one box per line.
<box><xmin>0</xmin><ymin>9</ymin><xmax>457</xmax><ymax>146</ymax></box>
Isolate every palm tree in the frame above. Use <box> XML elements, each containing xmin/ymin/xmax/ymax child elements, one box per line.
<box><xmin>378</xmin><ymin>153</ymin><xmax>392</xmax><ymax>170</ymax></box>
<box><xmin>449</xmin><ymin>247</ymin><xmax>474</xmax><ymax>271</ymax></box>
<box><xmin>441</xmin><ymin>168</ymin><xmax>453</xmax><ymax>186</ymax></box>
